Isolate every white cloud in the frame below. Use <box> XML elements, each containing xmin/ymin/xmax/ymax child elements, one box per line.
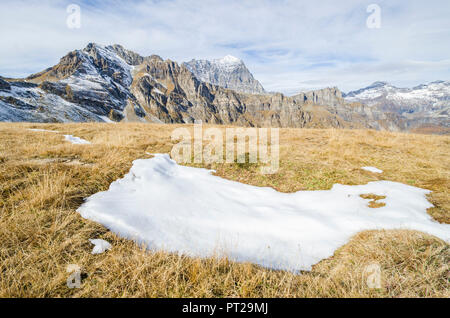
<box><xmin>0</xmin><ymin>0</ymin><xmax>449</xmax><ymax>94</ymax></box>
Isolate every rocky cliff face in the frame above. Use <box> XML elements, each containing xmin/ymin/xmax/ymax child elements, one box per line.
<box><xmin>0</xmin><ymin>43</ymin><xmax>448</xmax><ymax>133</ymax></box>
<box><xmin>183</xmin><ymin>56</ymin><xmax>266</xmax><ymax>95</ymax></box>
<box><xmin>0</xmin><ymin>43</ymin><xmax>365</xmax><ymax>128</ymax></box>
<box><xmin>128</xmin><ymin>56</ymin><xmax>374</xmax><ymax>128</ymax></box>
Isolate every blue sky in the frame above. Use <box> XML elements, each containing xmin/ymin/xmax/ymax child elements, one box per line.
<box><xmin>1</xmin><ymin>0</ymin><xmax>449</xmax><ymax>94</ymax></box>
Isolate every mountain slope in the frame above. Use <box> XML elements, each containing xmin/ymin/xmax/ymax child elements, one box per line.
<box><xmin>183</xmin><ymin>56</ymin><xmax>266</xmax><ymax>94</ymax></box>
<box><xmin>0</xmin><ymin>44</ymin><xmax>139</xmax><ymax>122</ymax></box>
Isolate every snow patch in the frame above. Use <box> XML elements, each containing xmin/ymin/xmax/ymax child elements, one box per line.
<box><xmin>28</xmin><ymin>129</ymin><xmax>93</xmax><ymax>144</ymax></box>
<box><xmin>89</xmin><ymin>239</ymin><xmax>112</xmax><ymax>254</ymax></box>
<box><xmin>99</xmin><ymin>116</ymin><xmax>116</xmax><ymax>123</ymax></box>
<box><xmin>362</xmin><ymin>166</ymin><xmax>383</xmax><ymax>173</ymax></box>
<box><xmin>28</xmin><ymin>129</ymin><xmax>59</xmax><ymax>133</ymax></box>
<box><xmin>77</xmin><ymin>154</ymin><xmax>449</xmax><ymax>272</ymax></box>
<box><xmin>64</xmin><ymin>135</ymin><xmax>91</xmax><ymax>145</ymax></box>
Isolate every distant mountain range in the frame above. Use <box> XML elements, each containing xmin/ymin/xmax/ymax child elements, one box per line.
<box><xmin>343</xmin><ymin>81</ymin><xmax>449</xmax><ymax>133</ymax></box>
<box><xmin>0</xmin><ymin>43</ymin><xmax>448</xmax><ymax>134</ymax></box>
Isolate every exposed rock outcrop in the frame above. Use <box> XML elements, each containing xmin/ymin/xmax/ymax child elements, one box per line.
<box><xmin>0</xmin><ymin>77</ymin><xmax>10</xmax><ymax>91</ymax></box>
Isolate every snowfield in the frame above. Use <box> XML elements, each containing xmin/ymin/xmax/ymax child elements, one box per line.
<box><xmin>77</xmin><ymin>154</ymin><xmax>450</xmax><ymax>272</ymax></box>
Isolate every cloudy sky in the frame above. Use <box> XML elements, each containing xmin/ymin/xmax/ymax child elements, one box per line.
<box><xmin>1</xmin><ymin>0</ymin><xmax>449</xmax><ymax>94</ymax></box>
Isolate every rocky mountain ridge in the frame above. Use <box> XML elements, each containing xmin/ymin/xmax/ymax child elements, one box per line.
<box><xmin>184</xmin><ymin>56</ymin><xmax>266</xmax><ymax>94</ymax></box>
<box><xmin>0</xmin><ymin>43</ymin><xmax>448</xmax><ymax>133</ymax></box>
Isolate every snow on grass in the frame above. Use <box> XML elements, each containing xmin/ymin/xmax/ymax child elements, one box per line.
<box><xmin>89</xmin><ymin>239</ymin><xmax>112</xmax><ymax>254</ymax></box>
<box><xmin>77</xmin><ymin>154</ymin><xmax>450</xmax><ymax>272</ymax></box>
<box><xmin>28</xmin><ymin>128</ymin><xmax>91</xmax><ymax>144</ymax></box>
<box><xmin>28</xmin><ymin>129</ymin><xmax>92</xmax><ymax>145</ymax></box>
<box><xmin>64</xmin><ymin>135</ymin><xmax>91</xmax><ymax>145</ymax></box>
<box><xmin>28</xmin><ymin>129</ymin><xmax>59</xmax><ymax>133</ymax></box>
<box><xmin>362</xmin><ymin>166</ymin><xmax>383</xmax><ymax>173</ymax></box>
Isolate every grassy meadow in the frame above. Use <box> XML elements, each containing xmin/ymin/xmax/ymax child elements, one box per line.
<box><xmin>0</xmin><ymin>123</ymin><xmax>448</xmax><ymax>297</ymax></box>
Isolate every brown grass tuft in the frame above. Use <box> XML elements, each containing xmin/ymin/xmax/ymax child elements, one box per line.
<box><xmin>360</xmin><ymin>194</ymin><xmax>387</xmax><ymax>208</ymax></box>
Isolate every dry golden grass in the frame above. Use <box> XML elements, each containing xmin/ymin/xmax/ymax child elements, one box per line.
<box><xmin>360</xmin><ymin>194</ymin><xmax>387</xmax><ymax>208</ymax></box>
<box><xmin>0</xmin><ymin>123</ymin><xmax>448</xmax><ymax>298</ymax></box>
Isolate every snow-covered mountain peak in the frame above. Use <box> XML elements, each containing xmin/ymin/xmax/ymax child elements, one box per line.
<box><xmin>344</xmin><ymin>80</ymin><xmax>450</xmax><ymax>121</ymax></box>
<box><xmin>370</xmin><ymin>81</ymin><xmax>390</xmax><ymax>88</ymax></box>
<box><xmin>84</xmin><ymin>42</ymin><xmax>102</xmax><ymax>49</ymax></box>
<box><xmin>216</xmin><ymin>55</ymin><xmax>242</xmax><ymax>66</ymax></box>
<box><xmin>420</xmin><ymin>80</ymin><xmax>450</xmax><ymax>90</ymax></box>
<box><xmin>83</xmin><ymin>43</ymin><xmax>132</xmax><ymax>66</ymax></box>
<box><xmin>184</xmin><ymin>56</ymin><xmax>265</xmax><ymax>94</ymax></box>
